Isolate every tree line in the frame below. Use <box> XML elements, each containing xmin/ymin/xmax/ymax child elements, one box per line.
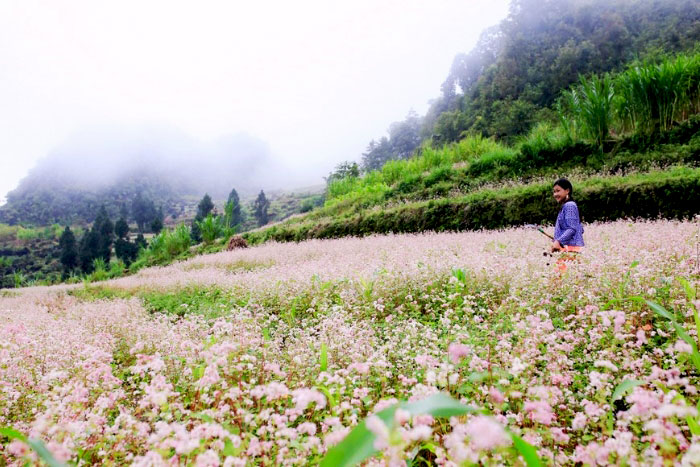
<box><xmin>58</xmin><ymin>188</ymin><xmax>272</xmax><ymax>276</ymax></box>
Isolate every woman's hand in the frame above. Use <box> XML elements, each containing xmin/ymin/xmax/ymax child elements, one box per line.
<box><xmin>551</xmin><ymin>240</ymin><xmax>563</xmax><ymax>252</ymax></box>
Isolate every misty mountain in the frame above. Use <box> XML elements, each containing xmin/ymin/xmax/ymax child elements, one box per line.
<box><xmin>0</xmin><ymin>125</ymin><xmax>288</xmax><ymax>225</ymax></box>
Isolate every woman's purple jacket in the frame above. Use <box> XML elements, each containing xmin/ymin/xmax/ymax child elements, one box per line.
<box><xmin>554</xmin><ymin>201</ymin><xmax>585</xmax><ymax>247</ymax></box>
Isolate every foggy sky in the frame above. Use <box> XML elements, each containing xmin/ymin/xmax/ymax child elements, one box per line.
<box><xmin>0</xmin><ymin>0</ymin><xmax>510</xmax><ymax>204</ymax></box>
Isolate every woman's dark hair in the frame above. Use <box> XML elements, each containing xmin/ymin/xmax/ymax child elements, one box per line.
<box><xmin>553</xmin><ymin>178</ymin><xmax>574</xmax><ymax>202</ymax></box>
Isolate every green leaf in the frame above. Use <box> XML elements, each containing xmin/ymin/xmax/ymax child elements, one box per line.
<box><xmin>611</xmin><ymin>379</ymin><xmax>644</xmax><ymax>403</ymax></box>
<box><xmin>193</xmin><ymin>412</ymin><xmax>215</xmax><ymax>424</ymax></box>
<box><xmin>468</xmin><ymin>371</ymin><xmax>489</xmax><ymax>383</ymax></box>
<box><xmin>0</xmin><ymin>427</ymin><xmax>27</xmax><ymax>441</ymax></box>
<box><xmin>0</xmin><ymin>427</ymin><xmax>66</xmax><ymax>467</ymax></box>
<box><xmin>693</xmin><ymin>308</ymin><xmax>700</xmax><ymax>347</ymax></box>
<box><xmin>403</xmin><ymin>392</ymin><xmax>476</xmax><ymax>418</ymax></box>
<box><xmin>687</xmin><ymin>416</ymin><xmax>700</xmax><ymax>436</ymax></box>
<box><xmin>670</xmin><ymin>322</ymin><xmax>700</xmax><ymax>373</ymax></box>
<box><xmin>510</xmin><ymin>432</ymin><xmax>543</xmax><ymax>467</ymax></box>
<box><xmin>320</xmin><ymin>342</ymin><xmax>328</xmax><ymax>373</ymax></box>
<box><xmin>223</xmin><ymin>437</ymin><xmax>236</xmax><ymax>456</ymax></box>
<box><xmin>193</xmin><ymin>364</ymin><xmax>205</xmax><ymax>381</ymax></box>
<box><xmin>26</xmin><ymin>439</ymin><xmax>67</xmax><ymax>467</ymax></box>
<box><xmin>321</xmin><ymin>393</ymin><xmax>476</xmax><ymax>467</ymax></box>
<box><xmin>316</xmin><ymin>386</ymin><xmax>336</xmax><ymax>409</ymax></box>
<box><xmin>645</xmin><ymin>300</ymin><xmax>674</xmax><ymax>321</ymax></box>
<box><xmin>320</xmin><ymin>405</ymin><xmax>396</xmax><ymax>467</ymax></box>
<box><xmin>679</xmin><ymin>277</ymin><xmax>697</xmax><ymax>301</ymax></box>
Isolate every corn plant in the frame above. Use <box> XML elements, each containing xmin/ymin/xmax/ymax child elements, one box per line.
<box><xmin>559</xmin><ymin>74</ymin><xmax>615</xmax><ymax>149</ymax></box>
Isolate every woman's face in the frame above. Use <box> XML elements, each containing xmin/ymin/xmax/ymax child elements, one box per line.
<box><xmin>553</xmin><ymin>184</ymin><xmax>570</xmax><ymax>204</ymax></box>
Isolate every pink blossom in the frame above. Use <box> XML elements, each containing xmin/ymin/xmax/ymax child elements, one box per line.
<box><xmin>550</xmin><ymin>427</ymin><xmax>570</xmax><ymax>444</ymax></box>
<box><xmin>490</xmin><ymin>387</ymin><xmax>505</xmax><ymax>404</ymax></box>
<box><xmin>464</xmin><ymin>416</ymin><xmax>510</xmax><ymax>450</ymax></box>
<box><xmin>627</xmin><ymin>388</ymin><xmax>661</xmax><ymax>416</ymax></box>
<box><xmin>448</xmin><ymin>343</ymin><xmax>470</xmax><ymax>363</ymax></box>
<box><xmin>297</xmin><ymin>422</ymin><xmax>317</xmax><ymax>435</ymax></box>
<box><xmin>572</xmin><ymin>412</ymin><xmax>587</xmax><ymax>430</ymax></box>
<box><xmin>523</xmin><ymin>400</ymin><xmax>555</xmax><ymax>425</ymax></box>
<box><xmin>291</xmin><ymin>388</ymin><xmax>326</xmax><ymax>411</ymax></box>
<box><xmin>195</xmin><ymin>449</ymin><xmax>220</xmax><ymax>466</ymax></box>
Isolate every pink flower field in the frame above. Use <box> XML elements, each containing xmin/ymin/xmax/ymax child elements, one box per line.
<box><xmin>1</xmin><ymin>219</ymin><xmax>699</xmax><ymax>465</ymax></box>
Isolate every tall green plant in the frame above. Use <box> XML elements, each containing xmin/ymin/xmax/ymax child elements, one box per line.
<box><xmin>615</xmin><ymin>54</ymin><xmax>700</xmax><ymax>134</ymax></box>
<box><xmin>197</xmin><ymin>214</ymin><xmax>224</xmax><ymax>245</ymax></box>
<box><xmin>560</xmin><ymin>74</ymin><xmax>615</xmax><ymax>149</ymax></box>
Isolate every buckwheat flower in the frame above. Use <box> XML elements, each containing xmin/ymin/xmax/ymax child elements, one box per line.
<box><xmin>550</xmin><ymin>427</ymin><xmax>570</xmax><ymax>444</ymax></box>
<box><xmin>682</xmin><ymin>442</ymin><xmax>700</xmax><ymax>466</ymax></box>
<box><xmin>223</xmin><ymin>457</ymin><xmax>247</xmax><ymax>467</ymax></box>
<box><xmin>374</xmin><ymin>398</ymin><xmax>399</xmax><ymax>412</ymax></box>
<box><xmin>464</xmin><ymin>416</ymin><xmax>510</xmax><ymax>450</ymax></box>
<box><xmin>197</xmin><ymin>364</ymin><xmax>221</xmax><ymax>388</ymax></box>
<box><xmin>443</xmin><ymin>426</ymin><xmax>479</xmax><ymax>463</ymax></box>
<box><xmin>366</xmin><ymin>415</ymin><xmax>390</xmax><ymax>450</ymax></box>
<box><xmin>291</xmin><ymin>387</ymin><xmax>326</xmax><ymax>411</ymax></box>
<box><xmin>405</xmin><ymin>424</ymin><xmax>432</xmax><ymax>442</ymax></box>
<box><xmin>414</xmin><ymin>414</ymin><xmax>434</xmax><ymax>426</ymax></box>
<box><xmin>395</xmin><ymin>408</ymin><xmax>411</xmax><ymax>425</ymax></box>
<box><xmin>673</xmin><ymin>339</ymin><xmax>693</xmax><ymax>354</ymax></box>
<box><xmin>636</xmin><ymin>329</ymin><xmax>648</xmax><ymax>346</ymax></box>
<box><xmin>133</xmin><ymin>450</ymin><xmax>169</xmax><ymax>467</ymax></box>
<box><xmin>415</xmin><ymin>354</ymin><xmax>436</xmax><ymax>367</ymax></box>
<box><xmin>656</xmin><ymin>403</ymin><xmax>698</xmax><ymax>418</ymax></box>
<box><xmin>523</xmin><ymin>400</ymin><xmax>555</xmax><ymax>425</ymax></box>
<box><xmin>490</xmin><ymin>387</ymin><xmax>505</xmax><ymax>404</ymax></box>
<box><xmin>627</xmin><ymin>388</ymin><xmax>660</xmax><ymax>416</ymax></box>
<box><xmin>448</xmin><ymin>343</ymin><xmax>470</xmax><ymax>363</ymax></box>
<box><xmin>195</xmin><ymin>449</ymin><xmax>220</xmax><ymax>466</ymax></box>
<box><xmin>572</xmin><ymin>412</ymin><xmax>587</xmax><ymax>430</ymax></box>
<box><xmin>348</xmin><ymin>362</ymin><xmax>370</xmax><ymax>374</ymax></box>
<box><xmin>324</xmin><ymin>427</ymin><xmax>350</xmax><ymax>448</ymax></box>
<box><xmin>276</xmin><ymin>428</ymin><xmax>298</xmax><ymax>440</ymax></box>
<box><xmin>589</xmin><ymin>371</ymin><xmax>608</xmax><ymax>390</ymax></box>
<box><xmin>593</xmin><ymin>360</ymin><xmax>618</xmax><ymax>372</ymax></box>
<box><xmin>510</xmin><ymin>357</ymin><xmax>527</xmax><ymax>377</ymax></box>
<box><xmin>297</xmin><ymin>422</ymin><xmax>317</xmax><ymax>435</ymax></box>
<box><xmin>7</xmin><ymin>440</ymin><xmax>28</xmax><ymax>457</ymax></box>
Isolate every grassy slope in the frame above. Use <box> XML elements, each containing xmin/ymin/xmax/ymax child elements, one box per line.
<box><xmin>244</xmin><ymin>118</ymin><xmax>700</xmax><ymax>244</ymax></box>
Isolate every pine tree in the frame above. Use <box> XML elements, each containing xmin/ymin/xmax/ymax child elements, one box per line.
<box><xmin>132</xmin><ymin>193</ymin><xmax>156</xmax><ymax>232</ymax></box>
<box><xmin>115</xmin><ymin>217</ymin><xmax>129</xmax><ymax>239</ymax></box>
<box><xmin>58</xmin><ymin>226</ymin><xmax>78</xmax><ymax>274</ymax></box>
<box><xmin>253</xmin><ymin>190</ymin><xmax>270</xmax><ymax>227</ymax></box>
<box><xmin>94</xmin><ymin>205</ymin><xmax>114</xmax><ymax>263</ymax></box>
<box><xmin>78</xmin><ymin>229</ymin><xmax>99</xmax><ymax>273</ymax></box>
<box><xmin>226</xmin><ymin>188</ymin><xmax>242</xmax><ymax>227</ymax></box>
<box><xmin>197</xmin><ymin>194</ymin><xmax>214</xmax><ymax>219</ymax></box>
<box><xmin>151</xmin><ymin>206</ymin><xmax>164</xmax><ymax>234</ymax></box>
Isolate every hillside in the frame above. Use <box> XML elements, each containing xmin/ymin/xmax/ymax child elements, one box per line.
<box><xmin>0</xmin><ymin>126</ymin><xmax>291</xmax><ymax>226</ymax></box>
<box><xmin>359</xmin><ymin>0</ymin><xmax>700</xmax><ymax>171</ymax></box>
<box><xmin>427</xmin><ymin>0</ymin><xmax>700</xmax><ymax>143</ymax></box>
<box><xmin>1</xmin><ymin>219</ymin><xmax>699</xmax><ymax>464</ymax></box>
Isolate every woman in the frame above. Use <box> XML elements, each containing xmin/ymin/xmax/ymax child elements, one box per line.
<box><xmin>551</xmin><ymin>178</ymin><xmax>584</xmax><ymax>267</ymax></box>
